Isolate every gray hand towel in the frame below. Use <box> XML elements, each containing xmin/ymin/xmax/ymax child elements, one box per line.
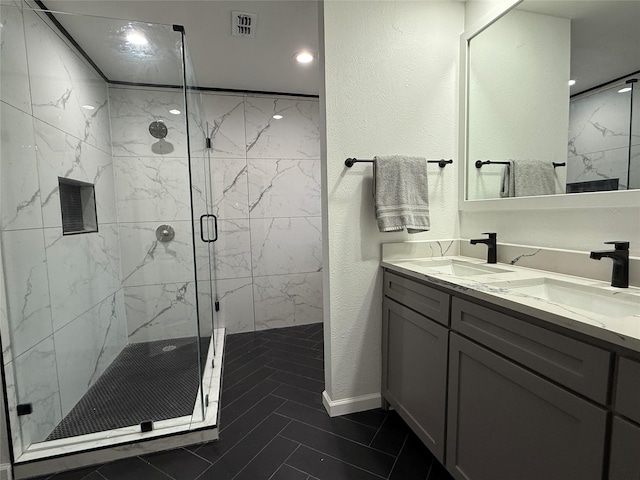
<box><xmin>374</xmin><ymin>155</ymin><xmax>430</xmax><ymax>233</ymax></box>
<box><xmin>500</xmin><ymin>159</ymin><xmax>556</xmax><ymax>197</ymax></box>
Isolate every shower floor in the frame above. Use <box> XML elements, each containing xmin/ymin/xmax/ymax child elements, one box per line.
<box><xmin>46</xmin><ymin>336</ymin><xmax>211</xmax><ymax>441</ymax></box>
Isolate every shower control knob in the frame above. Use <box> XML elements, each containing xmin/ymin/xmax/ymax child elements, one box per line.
<box><xmin>156</xmin><ymin>224</ymin><xmax>175</xmax><ymax>243</ymax></box>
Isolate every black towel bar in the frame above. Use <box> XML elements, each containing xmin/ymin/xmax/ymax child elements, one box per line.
<box><xmin>475</xmin><ymin>160</ymin><xmax>566</xmax><ymax>169</ymax></box>
<box><xmin>345</xmin><ymin>158</ymin><xmax>453</xmax><ymax>168</ymax></box>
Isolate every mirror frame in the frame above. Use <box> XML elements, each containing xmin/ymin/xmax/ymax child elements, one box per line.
<box><xmin>458</xmin><ymin>0</ymin><xmax>640</xmax><ymax>211</ymax></box>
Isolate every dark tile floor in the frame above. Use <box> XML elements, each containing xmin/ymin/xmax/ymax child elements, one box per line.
<box><xmin>34</xmin><ymin>324</ymin><xmax>454</xmax><ymax>480</ymax></box>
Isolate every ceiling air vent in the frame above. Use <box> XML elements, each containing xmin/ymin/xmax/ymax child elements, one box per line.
<box><xmin>232</xmin><ymin>11</ymin><xmax>257</xmax><ymax>38</ymax></box>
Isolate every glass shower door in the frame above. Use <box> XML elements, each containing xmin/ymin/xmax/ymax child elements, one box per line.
<box><xmin>181</xmin><ymin>34</ymin><xmax>218</xmax><ymax>424</ymax></box>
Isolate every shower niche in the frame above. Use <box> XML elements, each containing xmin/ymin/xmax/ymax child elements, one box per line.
<box><xmin>0</xmin><ymin>3</ymin><xmax>222</xmax><ymax>478</ymax></box>
<box><xmin>58</xmin><ymin>178</ymin><xmax>98</xmax><ymax>235</ymax></box>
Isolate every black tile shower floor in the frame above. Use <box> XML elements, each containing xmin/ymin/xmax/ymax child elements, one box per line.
<box><xmin>35</xmin><ymin>324</ymin><xmax>454</xmax><ymax>480</ymax></box>
<box><xmin>47</xmin><ymin>336</ymin><xmax>210</xmax><ymax>441</ymax></box>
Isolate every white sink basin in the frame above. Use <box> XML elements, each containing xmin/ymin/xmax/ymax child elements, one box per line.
<box><xmin>407</xmin><ymin>259</ymin><xmax>510</xmax><ymax>277</ymax></box>
<box><xmin>488</xmin><ymin>278</ymin><xmax>640</xmax><ymax>318</ymax></box>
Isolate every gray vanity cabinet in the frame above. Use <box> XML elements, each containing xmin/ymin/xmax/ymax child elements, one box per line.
<box><xmin>608</xmin><ymin>416</ymin><xmax>640</xmax><ymax>480</ymax></box>
<box><xmin>446</xmin><ymin>333</ymin><xmax>608</xmax><ymax>480</ymax></box>
<box><xmin>382</xmin><ymin>297</ymin><xmax>448</xmax><ymax>462</ymax></box>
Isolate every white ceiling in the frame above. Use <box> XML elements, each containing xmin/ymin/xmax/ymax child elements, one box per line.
<box><xmin>41</xmin><ymin>0</ymin><xmax>320</xmax><ymax>96</ymax></box>
<box><xmin>37</xmin><ymin>1</ymin><xmax>639</xmax><ymax>97</ymax></box>
<box><xmin>516</xmin><ymin>0</ymin><xmax>640</xmax><ymax>94</ymax></box>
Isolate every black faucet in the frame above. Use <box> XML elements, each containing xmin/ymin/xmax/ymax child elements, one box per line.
<box><xmin>470</xmin><ymin>232</ymin><xmax>497</xmax><ymax>264</ymax></box>
<box><xmin>590</xmin><ymin>241</ymin><xmax>629</xmax><ymax>288</ymax></box>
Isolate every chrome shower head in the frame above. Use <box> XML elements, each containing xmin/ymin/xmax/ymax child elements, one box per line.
<box><xmin>149</xmin><ymin>120</ymin><xmax>168</xmax><ymax>139</ymax></box>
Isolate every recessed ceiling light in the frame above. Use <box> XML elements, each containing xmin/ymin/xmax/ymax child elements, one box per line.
<box><xmin>169</xmin><ymin>109</ymin><xmax>181</xmax><ymax>115</ymax></box>
<box><xmin>618</xmin><ymin>87</ymin><xmax>632</xmax><ymax>93</ymax></box>
<box><xmin>568</xmin><ymin>80</ymin><xmax>576</xmax><ymax>86</ymax></box>
<box><xmin>295</xmin><ymin>51</ymin><xmax>314</xmax><ymax>64</ymax></box>
<box><xmin>272</xmin><ymin>114</ymin><xmax>283</xmax><ymax>120</ymax></box>
<box><xmin>81</xmin><ymin>105</ymin><xmax>95</xmax><ymax>110</ymax></box>
<box><xmin>126</xmin><ymin>31</ymin><xmax>148</xmax><ymax>46</ymax></box>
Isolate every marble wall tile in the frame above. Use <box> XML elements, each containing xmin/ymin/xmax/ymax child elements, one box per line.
<box><xmin>113</xmin><ymin>156</ymin><xmax>191</xmax><ymax>223</ymax></box>
<box><xmin>1</xmin><ymin>102</ymin><xmax>42</xmax><ymax>230</ymax></box>
<box><xmin>200</xmin><ymin>94</ymin><xmax>246</xmax><ymax>158</ymax></box>
<box><xmin>54</xmin><ymin>290</ymin><xmax>127</xmax><ymax>416</ymax></box>
<box><xmin>13</xmin><ymin>337</ymin><xmax>62</xmax><ymax>445</ymax></box>
<box><xmin>35</xmin><ymin>118</ymin><xmax>117</xmax><ymax>228</ymax></box>
<box><xmin>44</xmin><ymin>225</ymin><xmax>121</xmax><ymax>332</ymax></box>
<box><xmin>250</xmin><ymin>217</ymin><xmax>322</xmax><ymax>276</ymax></box>
<box><xmin>108</xmin><ymin>87</ymin><xmax>188</xmax><ymax>158</ymax></box>
<box><xmin>253</xmin><ymin>272</ymin><xmax>322</xmax><ymax>330</ymax></box>
<box><xmin>119</xmin><ymin>221</ymin><xmax>195</xmax><ymax>287</ymax></box>
<box><xmin>198</xmin><ymin>219</ymin><xmax>251</xmax><ymax>280</ymax></box>
<box><xmin>190</xmin><ymin>157</ymin><xmax>249</xmax><ymax>220</ymax></box>
<box><xmin>210</xmin><ymin>158</ymin><xmax>250</xmax><ymax>220</ymax></box>
<box><xmin>1</xmin><ymin>230</ymin><xmax>53</xmax><ymax>359</ymax></box>
<box><xmin>23</xmin><ymin>10</ymin><xmax>111</xmax><ymax>153</ymax></box>
<box><xmin>245</xmin><ymin>97</ymin><xmax>320</xmax><ymax>159</ymax></box>
<box><xmin>124</xmin><ymin>282</ymin><xmax>198</xmax><ymax>343</ymax></box>
<box><xmin>566</xmin><ymin>146</ymin><xmax>629</xmax><ymax>188</ymax></box>
<box><xmin>569</xmin><ymin>86</ymin><xmax>632</xmax><ymax>156</ymax></box>
<box><xmin>248</xmin><ymin>159</ymin><xmax>321</xmax><ymax>218</ymax></box>
<box><xmin>3</xmin><ymin>360</ymin><xmax>22</xmax><ymax>458</ymax></box>
<box><xmin>196</xmin><ymin>281</ymin><xmax>214</xmax><ymax>339</ymax></box>
<box><xmin>215</xmin><ymin>278</ymin><xmax>255</xmax><ymax>334</ymax></box>
<box><xmin>0</xmin><ymin>242</ymin><xmax>10</xmax><ymax>365</ymax></box>
<box><xmin>0</xmin><ymin>4</ymin><xmax>31</xmax><ymax>113</ymax></box>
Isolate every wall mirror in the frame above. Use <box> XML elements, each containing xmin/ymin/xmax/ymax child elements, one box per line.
<box><xmin>462</xmin><ymin>0</ymin><xmax>640</xmax><ymax>204</ymax></box>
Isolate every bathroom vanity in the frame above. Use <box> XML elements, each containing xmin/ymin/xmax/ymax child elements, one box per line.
<box><xmin>381</xmin><ymin>256</ymin><xmax>640</xmax><ymax>480</ymax></box>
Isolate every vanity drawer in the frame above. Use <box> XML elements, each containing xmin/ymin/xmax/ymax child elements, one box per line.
<box><xmin>615</xmin><ymin>357</ymin><xmax>640</xmax><ymax>424</ymax></box>
<box><xmin>451</xmin><ymin>297</ymin><xmax>611</xmax><ymax>404</ymax></box>
<box><xmin>384</xmin><ymin>271</ymin><xmax>450</xmax><ymax>326</ymax></box>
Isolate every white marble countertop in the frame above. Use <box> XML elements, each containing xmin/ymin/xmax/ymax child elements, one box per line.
<box><xmin>381</xmin><ymin>256</ymin><xmax>640</xmax><ymax>354</ymax></box>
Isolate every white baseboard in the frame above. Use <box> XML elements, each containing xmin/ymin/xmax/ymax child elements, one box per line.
<box><xmin>0</xmin><ymin>464</ymin><xmax>12</xmax><ymax>480</ymax></box>
<box><xmin>322</xmin><ymin>391</ymin><xmax>381</xmax><ymax>417</ymax></box>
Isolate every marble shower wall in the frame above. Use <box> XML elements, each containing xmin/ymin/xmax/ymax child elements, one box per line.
<box><xmin>111</xmin><ymin>87</ymin><xmax>323</xmax><ymax>335</ymax></box>
<box><xmin>204</xmin><ymin>93</ymin><xmax>323</xmax><ymax>333</ymax></box>
<box><xmin>567</xmin><ymin>82</ymin><xmax>638</xmax><ymax>189</ymax></box>
<box><xmin>108</xmin><ymin>86</ymin><xmax>200</xmax><ymax>343</ymax></box>
<box><xmin>0</xmin><ymin>5</ymin><xmax>127</xmax><ymax>446</ymax></box>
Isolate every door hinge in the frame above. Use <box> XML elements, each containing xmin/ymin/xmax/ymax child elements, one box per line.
<box><xmin>206</xmin><ymin>137</ymin><xmax>212</xmax><ymax>149</ymax></box>
<box><xmin>140</xmin><ymin>420</ymin><xmax>153</xmax><ymax>432</ymax></box>
<box><xmin>215</xmin><ymin>301</ymin><xmax>220</xmax><ymax>312</ymax></box>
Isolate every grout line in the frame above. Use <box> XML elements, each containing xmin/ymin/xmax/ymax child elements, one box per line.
<box><xmin>267</xmin><ymin>441</ymin><xmax>302</xmax><ymax>480</ymax></box>
<box><xmin>223</xmin><ymin>361</ymin><xmax>277</xmax><ymax>390</ymax></box>
<box><xmin>229</xmin><ymin>417</ymin><xmax>293</xmax><ymax>480</ymax></box>
<box><xmin>135</xmin><ymin>455</ymin><xmax>176</xmax><ymax>480</ymax></box>
<box><xmin>221</xmin><ymin>378</ymin><xmax>282</xmax><ymax>414</ymax></box>
<box><xmin>284</xmin><ymin>443</ymin><xmax>388</xmax><ymax>480</ymax></box>
<box><xmin>386</xmin><ymin>435</ymin><xmax>409</xmax><ymax>479</ymax></box>
<box><xmin>368</xmin><ymin>412</ymin><xmax>388</xmax><ymax>447</ymax></box>
<box><xmin>277</xmin><ymin>415</ymin><xmax>394</xmax><ymax>458</ymax></box>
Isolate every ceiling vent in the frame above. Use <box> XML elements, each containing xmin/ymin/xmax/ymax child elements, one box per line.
<box><xmin>232</xmin><ymin>11</ymin><xmax>257</xmax><ymax>38</ymax></box>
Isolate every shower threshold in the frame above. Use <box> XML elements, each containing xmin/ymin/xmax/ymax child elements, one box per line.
<box><xmin>13</xmin><ymin>329</ymin><xmax>224</xmax><ymax>479</ymax></box>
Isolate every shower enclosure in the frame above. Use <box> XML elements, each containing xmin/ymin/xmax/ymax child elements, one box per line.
<box><xmin>0</xmin><ymin>2</ymin><xmax>222</xmax><ymax>474</ymax></box>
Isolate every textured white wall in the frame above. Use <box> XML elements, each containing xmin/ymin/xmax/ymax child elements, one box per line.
<box><xmin>321</xmin><ymin>1</ymin><xmax>463</xmax><ymax>403</ymax></box>
<box><xmin>466</xmin><ymin>10</ymin><xmax>570</xmax><ymax>199</ymax></box>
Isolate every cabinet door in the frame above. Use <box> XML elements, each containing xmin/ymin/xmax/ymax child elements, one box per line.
<box><xmin>382</xmin><ymin>297</ymin><xmax>448</xmax><ymax>462</ymax></box>
<box><xmin>447</xmin><ymin>333</ymin><xmax>607</xmax><ymax>480</ymax></box>
<box><xmin>609</xmin><ymin>416</ymin><xmax>640</xmax><ymax>480</ymax></box>
<box><xmin>615</xmin><ymin>357</ymin><xmax>640</xmax><ymax>424</ymax></box>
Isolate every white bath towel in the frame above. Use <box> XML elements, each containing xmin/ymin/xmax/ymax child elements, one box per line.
<box><xmin>374</xmin><ymin>155</ymin><xmax>430</xmax><ymax>233</ymax></box>
<box><xmin>500</xmin><ymin>159</ymin><xmax>556</xmax><ymax>197</ymax></box>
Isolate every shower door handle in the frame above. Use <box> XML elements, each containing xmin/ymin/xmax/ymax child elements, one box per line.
<box><xmin>199</xmin><ymin>214</ymin><xmax>218</xmax><ymax>243</ymax></box>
